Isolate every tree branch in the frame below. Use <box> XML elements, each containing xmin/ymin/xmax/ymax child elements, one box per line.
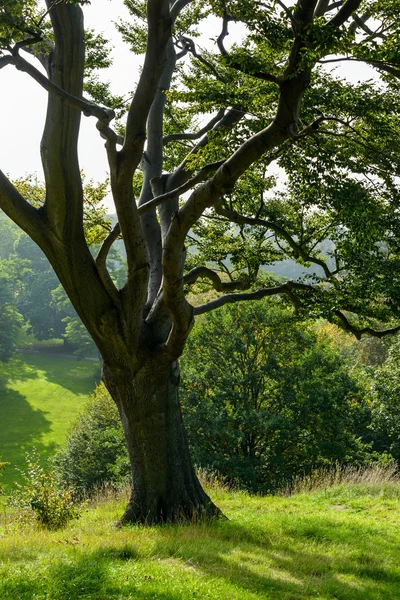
<box><xmin>326</xmin><ymin>0</ymin><xmax>363</xmax><ymax>28</ymax></box>
<box><xmin>163</xmin><ymin>109</ymin><xmax>226</xmax><ymax>145</ymax></box>
<box><xmin>214</xmin><ymin>203</ymin><xmax>333</xmax><ymax>277</ymax></box>
<box><xmin>94</xmin><ymin>224</ymin><xmax>121</xmax><ymax>303</ymax></box>
<box><xmin>178</xmin><ymin>36</ymin><xmax>225</xmax><ymax>82</ymax></box>
<box><xmin>167</xmin><ymin>108</ymin><xmax>244</xmax><ymax>191</ymax></box>
<box><xmin>335</xmin><ymin>311</ymin><xmax>400</xmax><ymax>340</ymax></box>
<box><xmin>183</xmin><ymin>266</ymin><xmax>250</xmax><ymax>292</ymax></box>
<box><xmin>216</xmin><ymin>14</ymin><xmax>278</xmax><ymax>84</ymax></box>
<box><xmin>139</xmin><ymin>160</ymin><xmax>225</xmax><ymax>216</ymax></box>
<box><xmin>315</xmin><ymin>0</ymin><xmax>343</xmax><ymax>17</ymax></box>
<box><xmin>0</xmin><ymin>53</ymin><xmax>117</xmax><ymax>143</ymax></box>
<box><xmin>0</xmin><ymin>170</ymin><xmax>49</xmax><ymax>246</ymax></box>
<box><xmin>193</xmin><ymin>281</ymin><xmax>311</xmax><ymax>315</ymax></box>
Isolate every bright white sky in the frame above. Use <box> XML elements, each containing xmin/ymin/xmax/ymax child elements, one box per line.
<box><xmin>0</xmin><ymin>0</ymin><xmax>376</xmax><ymax>208</ymax></box>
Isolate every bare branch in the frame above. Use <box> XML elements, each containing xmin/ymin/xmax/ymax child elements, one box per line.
<box><xmin>183</xmin><ymin>266</ymin><xmax>250</xmax><ymax>291</ymax></box>
<box><xmin>167</xmin><ymin>108</ymin><xmax>244</xmax><ymax>191</ymax></box>
<box><xmin>276</xmin><ymin>0</ymin><xmax>295</xmax><ymax>23</ymax></box>
<box><xmin>217</xmin><ymin>13</ymin><xmax>230</xmax><ymax>57</ymax></box>
<box><xmin>163</xmin><ymin>109</ymin><xmax>226</xmax><ymax>145</ymax></box>
<box><xmin>315</xmin><ymin>1</ymin><xmax>343</xmax><ymax>17</ymax></box>
<box><xmin>94</xmin><ymin>224</ymin><xmax>121</xmax><ymax>303</ymax></box>
<box><xmin>140</xmin><ymin>160</ymin><xmax>225</xmax><ymax>216</ymax></box>
<box><xmin>335</xmin><ymin>311</ymin><xmax>400</xmax><ymax>340</ymax></box>
<box><xmin>216</xmin><ymin>14</ymin><xmax>278</xmax><ymax>84</ymax></box>
<box><xmin>178</xmin><ymin>36</ymin><xmax>225</xmax><ymax>82</ymax></box>
<box><xmin>170</xmin><ymin>0</ymin><xmax>193</xmax><ymax>21</ymax></box>
<box><xmin>96</xmin><ymin>223</ymin><xmax>121</xmax><ymax>264</ymax></box>
<box><xmin>0</xmin><ymin>53</ymin><xmax>118</xmax><ymax>145</ymax></box>
<box><xmin>122</xmin><ymin>0</ymin><xmax>172</xmax><ymax>165</ymax></box>
<box><xmin>193</xmin><ymin>281</ymin><xmax>311</xmax><ymax>315</ymax></box>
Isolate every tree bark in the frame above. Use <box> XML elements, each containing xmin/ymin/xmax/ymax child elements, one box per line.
<box><xmin>102</xmin><ymin>359</ymin><xmax>221</xmax><ymax>525</ymax></box>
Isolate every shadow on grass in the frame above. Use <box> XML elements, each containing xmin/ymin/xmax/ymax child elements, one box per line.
<box><xmin>146</xmin><ymin>515</ymin><xmax>400</xmax><ymax>599</ymax></box>
<box><xmin>17</xmin><ymin>353</ymin><xmax>99</xmax><ymax>396</ymax></box>
<box><xmin>0</xmin><ymin>357</ymin><xmax>57</xmax><ymax>488</ymax></box>
<box><xmin>0</xmin><ymin>519</ymin><xmax>400</xmax><ymax>600</ymax></box>
<box><xmin>1</xmin><ymin>550</ymin><xmax>187</xmax><ymax>600</ymax></box>
<box><xmin>2</xmin><ymin>513</ymin><xmax>399</xmax><ymax>600</ymax></box>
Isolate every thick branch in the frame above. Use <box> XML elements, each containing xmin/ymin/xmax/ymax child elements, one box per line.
<box><xmin>170</xmin><ymin>0</ymin><xmax>193</xmax><ymax>21</ymax></box>
<box><xmin>193</xmin><ymin>281</ymin><xmax>311</xmax><ymax>315</ymax></box>
<box><xmin>0</xmin><ymin>53</ymin><xmax>116</xmax><ymax>136</ymax></box>
<box><xmin>335</xmin><ymin>311</ymin><xmax>400</xmax><ymax>340</ymax></box>
<box><xmin>0</xmin><ymin>171</ymin><xmax>49</xmax><ymax>247</ymax></box>
<box><xmin>183</xmin><ymin>266</ymin><xmax>250</xmax><ymax>292</ymax></box>
<box><xmin>326</xmin><ymin>0</ymin><xmax>363</xmax><ymax>28</ymax></box>
<box><xmin>121</xmin><ymin>0</ymin><xmax>172</xmax><ymax>165</ymax></box>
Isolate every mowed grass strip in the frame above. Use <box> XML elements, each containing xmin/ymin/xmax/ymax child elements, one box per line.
<box><xmin>1</xmin><ymin>483</ymin><xmax>400</xmax><ymax>600</ymax></box>
<box><xmin>0</xmin><ymin>353</ymin><xmax>99</xmax><ymax>488</ymax></box>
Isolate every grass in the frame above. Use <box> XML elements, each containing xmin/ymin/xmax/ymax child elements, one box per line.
<box><xmin>1</xmin><ymin>477</ymin><xmax>400</xmax><ymax>600</ymax></box>
<box><xmin>0</xmin><ymin>353</ymin><xmax>99</xmax><ymax>489</ymax></box>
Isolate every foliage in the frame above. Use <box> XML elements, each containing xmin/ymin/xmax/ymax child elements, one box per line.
<box><xmin>366</xmin><ymin>335</ymin><xmax>400</xmax><ymax>462</ymax></box>
<box><xmin>0</xmin><ymin>258</ymin><xmax>23</xmax><ymax>361</ymax></box>
<box><xmin>181</xmin><ymin>300</ymin><xmax>373</xmax><ymax>491</ymax></box>
<box><xmin>10</xmin><ymin>450</ymin><xmax>84</xmax><ymax>529</ymax></box>
<box><xmin>53</xmin><ymin>384</ymin><xmax>130</xmax><ymax>497</ymax></box>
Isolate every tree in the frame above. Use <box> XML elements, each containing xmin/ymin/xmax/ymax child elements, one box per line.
<box><xmin>0</xmin><ymin>0</ymin><xmax>399</xmax><ymax>524</ymax></box>
<box><xmin>0</xmin><ymin>258</ymin><xmax>23</xmax><ymax>361</ymax></box>
<box><xmin>181</xmin><ymin>301</ymin><xmax>371</xmax><ymax>491</ymax></box>
<box><xmin>366</xmin><ymin>335</ymin><xmax>400</xmax><ymax>461</ymax></box>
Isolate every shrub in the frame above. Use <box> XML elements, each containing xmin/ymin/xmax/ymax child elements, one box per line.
<box><xmin>11</xmin><ymin>451</ymin><xmax>83</xmax><ymax>529</ymax></box>
<box><xmin>53</xmin><ymin>384</ymin><xmax>130</xmax><ymax>497</ymax></box>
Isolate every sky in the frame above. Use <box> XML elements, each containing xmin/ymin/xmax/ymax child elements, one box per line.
<box><xmin>0</xmin><ymin>0</ymin><xmax>138</xmax><ymax>188</ymax></box>
<box><xmin>0</xmin><ymin>1</ymin><xmax>376</xmax><ymax>209</ymax></box>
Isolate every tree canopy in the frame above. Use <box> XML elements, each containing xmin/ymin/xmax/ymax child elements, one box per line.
<box><xmin>0</xmin><ymin>0</ymin><xmax>399</xmax><ymax>524</ymax></box>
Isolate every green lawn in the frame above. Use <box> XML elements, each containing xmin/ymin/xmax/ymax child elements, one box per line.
<box><xmin>0</xmin><ymin>353</ymin><xmax>99</xmax><ymax>488</ymax></box>
<box><xmin>1</xmin><ymin>482</ymin><xmax>400</xmax><ymax>599</ymax></box>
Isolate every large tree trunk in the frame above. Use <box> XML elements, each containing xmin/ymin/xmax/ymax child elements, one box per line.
<box><xmin>102</xmin><ymin>360</ymin><xmax>221</xmax><ymax>525</ymax></box>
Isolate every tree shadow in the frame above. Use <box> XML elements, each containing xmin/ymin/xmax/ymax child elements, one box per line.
<box><xmin>1</xmin><ymin>549</ymin><xmax>187</xmax><ymax>600</ymax></box>
<box><xmin>23</xmin><ymin>353</ymin><xmax>99</xmax><ymax>396</ymax></box>
<box><xmin>146</xmin><ymin>515</ymin><xmax>400</xmax><ymax>599</ymax></box>
<box><xmin>1</xmin><ymin>513</ymin><xmax>399</xmax><ymax>599</ymax></box>
<box><xmin>0</xmin><ymin>358</ymin><xmax>56</xmax><ymax>489</ymax></box>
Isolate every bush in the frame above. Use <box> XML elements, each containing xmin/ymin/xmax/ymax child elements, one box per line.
<box><xmin>11</xmin><ymin>451</ymin><xmax>83</xmax><ymax>529</ymax></box>
<box><xmin>53</xmin><ymin>384</ymin><xmax>130</xmax><ymax>497</ymax></box>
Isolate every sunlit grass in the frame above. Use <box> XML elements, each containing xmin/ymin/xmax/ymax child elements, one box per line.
<box><xmin>0</xmin><ymin>353</ymin><xmax>98</xmax><ymax>488</ymax></box>
<box><xmin>1</xmin><ymin>478</ymin><xmax>400</xmax><ymax>599</ymax></box>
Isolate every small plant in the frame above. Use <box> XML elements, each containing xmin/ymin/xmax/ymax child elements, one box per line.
<box><xmin>10</xmin><ymin>450</ymin><xmax>84</xmax><ymax>529</ymax></box>
<box><xmin>0</xmin><ymin>457</ymin><xmax>9</xmax><ymax>496</ymax></box>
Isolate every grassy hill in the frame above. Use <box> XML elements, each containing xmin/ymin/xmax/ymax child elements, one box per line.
<box><xmin>0</xmin><ymin>353</ymin><xmax>99</xmax><ymax>488</ymax></box>
<box><xmin>1</xmin><ymin>477</ymin><xmax>400</xmax><ymax>600</ymax></box>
